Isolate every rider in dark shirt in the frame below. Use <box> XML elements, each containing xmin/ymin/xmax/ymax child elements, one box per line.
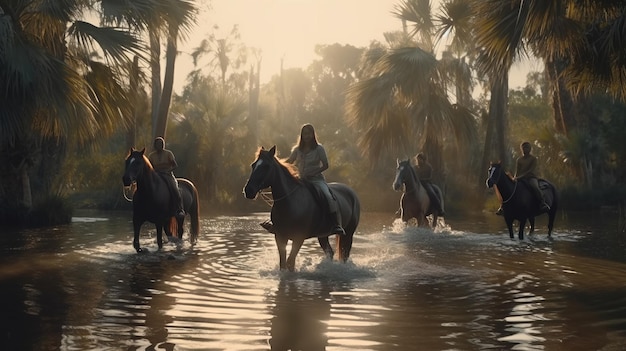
<box><xmin>414</xmin><ymin>153</ymin><xmax>445</xmax><ymax>217</ymax></box>
<box><xmin>496</xmin><ymin>141</ymin><xmax>550</xmax><ymax>215</ymax></box>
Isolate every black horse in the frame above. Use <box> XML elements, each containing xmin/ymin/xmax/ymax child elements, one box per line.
<box><xmin>486</xmin><ymin>161</ymin><xmax>558</xmax><ymax>240</ymax></box>
<box><xmin>122</xmin><ymin>148</ymin><xmax>200</xmax><ymax>252</ymax></box>
<box><xmin>243</xmin><ymin>146</ymin><xmax>360</xmax><ymax>271</ymax></box>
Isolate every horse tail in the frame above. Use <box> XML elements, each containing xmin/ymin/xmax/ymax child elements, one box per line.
<box><xmin>188</xmin><ymin>182</ymin><xmax>200</xmax><ymax>245</ymax></box>
<box><xmin>336</xmin><ymin>187</ymin><xmax>360</xmax><ymax>262</ymax></box>
<box><xmin>177</xmin><ymin>178</ymin><xmax>200</xmax><ymax>245</ymax></box>
<box><xmin>169</xmin><ymin>217</ymin><xmax>178</xmax><ymax>238</ymax></box>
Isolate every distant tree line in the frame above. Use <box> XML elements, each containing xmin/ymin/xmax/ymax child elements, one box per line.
<box><xmin>3</xmin><ymin>0</ymin><xmax>626</xmax><ymax>226</ymax></box>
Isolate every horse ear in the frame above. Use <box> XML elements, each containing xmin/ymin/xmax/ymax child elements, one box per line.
<box><xmin>269</xmin><ymin>145</ymin><xmax>276</xmax><ymax>157</ymax></box>
<box><xmin>396</xmin><ymin>158</ymin><xmax>400</xmax><ymax>166</ymax></box>
<box><xmin>140</xmin><ymin>147</ymin><xmax>145</xmax><ymax>155</ymax></box>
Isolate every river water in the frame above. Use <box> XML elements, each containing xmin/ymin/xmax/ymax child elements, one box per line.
<box><xmin>0</xmin><ymin>209</ymin><xmax>625</xmax><ymax>351</ymax></box>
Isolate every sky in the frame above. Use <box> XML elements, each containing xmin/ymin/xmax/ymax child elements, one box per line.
<box><xmin>174</xmin><ymin>0</ymin><xmax>537</xmax><ymax>92</ymax></box>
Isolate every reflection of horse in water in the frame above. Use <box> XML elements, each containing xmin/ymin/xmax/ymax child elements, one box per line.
<box><xmin>392</xmin><ymin>159</ymin><xmax>443</xmax><ymax>228</ymax></box>
<box><xmin>486</xmin><ymin>162</ymin><xmax>558</xmax><ymax>240</ymax></box>
<box><xmin>243</xmin><ymin>146</ymin><xmax>360</xmax><ymax>271</ymax></box>
<box><xmin>122</xmin><ymin>148</ymin><xmax>200</xmax><ymax>252</ymax></box>
<box><xmin>269</xmin><ymin>279</ymin><xmax>330</xmax><ymax>350</ymax></box>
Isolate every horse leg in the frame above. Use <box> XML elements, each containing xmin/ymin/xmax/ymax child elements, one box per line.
<box><xmin>518</xmin><ymin>218</ymin><xmax>527</xmax><ymax>240</ymax></box>
<box><xmin>547</xmin><ymin>210</ymin><xmax>556</xmax><ymax>237</ymax></box>
<box><xmin>528</xmin><ymin>217</ymin><xmax>535</xmax><ymax>235</ymax></box>
<box><xmin>155</xmin><ymin>224</ymin><xmax>164</xmax><ymax>249</ymax></box>
<box><xmin>286</xmin><ymin>238</ymin><xmax>304</xmax><ymax>272</ymax></box>
<box><xmin>505</xmin><ymin>218</ymin><xmax>515</xmax><ymax>240</ymax></box>
<box><xmin>177</xmin><ymin>217</ymin><xmax>184</xmax><ymax>240</ymax></box>
<box><xmin>133</xmin><ymin>219</ymin><xmax>144</xmax><ymax>253</ymax></box>
<box><xmin>275</xmin><ymin>235</ymin><xmax>288</xmax><ymax>270</ymax></box>
<box><xmin>431</xmin><ymin>213</ymin><xmax>439</xmax><ymax>229</ymax></box>
<box><xmin>318</xmin><ymin>237</ymin><xmax>334</xmax><ymax>260</ymax></box>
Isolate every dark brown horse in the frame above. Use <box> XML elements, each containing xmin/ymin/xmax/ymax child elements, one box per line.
<box><xmin>243</xmin><ymin>146</ymin><xmax>360</xmax><ymax>271</ymax></box>
<box><xmin>393</xmin><ymin>159</ymin><xmax>443</xmax><ymax>227</ymax></box>
<box><xmin>122</xmin><ymin>148</ymin><xmax>199</xmax><ymax>252</ymax></box>
<box><xmin>486</xmin><ymin>161</ymin><xmax>558</xmax><ymax>240</ymax></box>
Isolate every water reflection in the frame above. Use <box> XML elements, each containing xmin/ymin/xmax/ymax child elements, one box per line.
<box><xmin>1</xmin><ymin>211</ymin><xmax>626</xmax><ymax>350</ymax></box>
<box><xmin>269</xmin><ymin>278</ymin><xmax>330</xmax><ymax>350</ymax></box>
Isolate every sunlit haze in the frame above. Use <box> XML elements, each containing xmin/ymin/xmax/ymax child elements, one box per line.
<box><xmin>174</xmin><ymin>0</ymin><xmax>535</xmax><ymax>92</ymax></box>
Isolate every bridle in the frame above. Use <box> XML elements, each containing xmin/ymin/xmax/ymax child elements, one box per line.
<box><xmin>490</xmin><ymin>165</ymin><xmax>517</xmax><ymax>203</ymax></box>
<box><xmin>253</xmin><ymin>155</ymin><xmax>298</xmax><ymax>203</ymax></box>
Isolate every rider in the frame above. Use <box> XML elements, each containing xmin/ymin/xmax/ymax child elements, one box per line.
<box><xmin>261</xmin><ymin>124</ymin><xmax>345</xmax><ymax>236</ymax></box>
<box><xmin>496</xmin><ymin>141</ymin><xmax>550</xmax><ymax>215</ymax></box>
<box><xmin>414</xmin><ymin>153</ymin><xmax>445</xmax><ymax>217</ymax></box>
<box><xmin>148</xmin><ymin>137</ymin><xmax>185</xmax><ymax>219</ymax></box>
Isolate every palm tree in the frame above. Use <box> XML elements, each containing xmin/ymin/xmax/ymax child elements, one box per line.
<box><xmin>147</xmin><ymin>0</ymin><xmax>196</xmax><ymax>139</ymax></box>
<box><xmin>472</xmin><ymin>0</ymin><xmax>626</xmax><ymax>185</ymax></box>
<box><xmin>0</xmin><ymin>0</ymin><xmax>187</xmax><ymax>221</ymax></box>
<box><xmin>345</xmin><ymin>0</ymin><xmax>477</xmax><ymax>181</ymax></box>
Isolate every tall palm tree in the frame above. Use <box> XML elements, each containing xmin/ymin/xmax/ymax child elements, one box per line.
<box><xmin>144</xmin><ymin>0</ymin><xmax>196</xmax><ymax>139</ymax></box>
<box><xmin>472</xmin><ymin>0</ymin><xmax>626</xmax><ymax>184</ymax></box>
<box><xmin>345</xmin><ymin>0</ymin><xmax>477</xmax><ymax>180</ymax></box>
<box><xmin>0</xmin><ymin>0</ymin><xmax>183</xmax><ymax>220</ymax></box>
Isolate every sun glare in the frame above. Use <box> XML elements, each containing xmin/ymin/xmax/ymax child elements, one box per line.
<box><xmin>176</xmin><ymin>0</ymin><xmax>399</xmax><ymax>88</ymax></box>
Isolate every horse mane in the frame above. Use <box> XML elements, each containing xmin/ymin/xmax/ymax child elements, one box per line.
<box><xmin>256</xmin><ymin>147</ymin><xmax>301</xmax><ymax>180</ymax></box>
<box><xmin>127</xmin><ymin>148</ymin><xmax>154</xmax><ymax>172</ymax></box>
<box><xmin>401</xmin><ymin>159</ymin><xmax>419</xmax><ymax>184</ymax></box>
<box><xmin>143</xmin><ymin>154</ymin><xmax>155</xmax><ymax>171</ymax></box>
<box><xmin>490</xmin><ymin>160</ymin><xmax>513</xmax><ymax>180</ymax></box>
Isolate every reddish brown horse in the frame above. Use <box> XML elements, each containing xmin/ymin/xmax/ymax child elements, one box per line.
<box><xmin>392</xmin><ymin>159</ymin><xmax>443</xmax><ymax>228</ymax></box>
<box><xmin>122</xmin><ymin>148</ymin><xmax>200</xmax><ymax>252</ymax></box>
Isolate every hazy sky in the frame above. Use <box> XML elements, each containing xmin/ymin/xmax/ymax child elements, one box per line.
<box><xmin>174</xmin><ymin>0</ymin><xmax>537</xmax><ymax>91</ymax></box>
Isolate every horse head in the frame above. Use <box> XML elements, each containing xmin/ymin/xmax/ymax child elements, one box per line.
<box><xmin>393</xmin><ymin>158</ymin><xmax>412</xmax><ymax>191</ymax></box>
<box><xmin>243</xmin><ymin>145</ymin><xmax>277</xmax><ymax>199</ymax></box>
<box><xmin>122</xmin><ymin>148</ymin><xmax>147</xmax><ymax>187</ymax></box>
<box><xmin>486</xmin><ymin>161</ymin><xmax>503</xmax><ymax>188</ymax></box>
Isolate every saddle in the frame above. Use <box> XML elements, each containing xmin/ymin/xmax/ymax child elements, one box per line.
<box><xmin>302</xmin><ymin>180</ymin><xmax>330</xmax><ymax>213</ymax></box>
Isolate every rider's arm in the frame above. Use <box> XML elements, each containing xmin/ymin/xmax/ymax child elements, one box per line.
<box><xmin>304</xmin><ymin>145</ymin><xmax>328</xmax><ymax>178</ymax></box>
<box><xmin>286</xmin><ymin>148</ymin><xmax>297</xmax><ymax>164</ymax></box>
<box><xmin>167</xmin><ymin>150</ymin><xmax>178</xmax><ymax>172</ymax></box>
<box><xmin>515</xmin><ymin>156</ymin><xmax>536</xmax><ymax>179</ymax></box>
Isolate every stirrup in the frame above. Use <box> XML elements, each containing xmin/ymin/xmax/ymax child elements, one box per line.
<box><xmin>260</xmin><ymin>220</ymin><xmax>275</xmax><ymax>234</ymax></box>
<box><xmin>495</xmin><ymin>207</ymin><xmax>503</xmax><ymax>216</ymax></box>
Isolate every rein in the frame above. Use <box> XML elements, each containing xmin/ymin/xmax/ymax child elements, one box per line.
<box><xmin>257</xmin><ymin>157</ymin><xmax>299</xmax><ymax>206</ymax></box>
<box><xmin>123</xmin><ymin>183</ymin><xmax>136</xmax><ymax>202</ymax></box>
<box><xmin>492</xmin><ymin>167</ymin><xmax>517</xmax><ymax>203</ymax></box>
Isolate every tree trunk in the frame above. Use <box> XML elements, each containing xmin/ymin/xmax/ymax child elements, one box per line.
<box><xmin>154</xmin><ymin>27</ymin><xmax>178</xmax><ymax>139</ymax></box>
<box><xmin>126</xmin><ymin>55</ymin><xmax>140</xmax><ymax>150</ymax></box>
<box><xmin>150</xmin><ymin>29</ymin><xmax>162</xmax><ymax>139</ymax></box>
<box><xmin>492</xmin><ymin>75</ymin><xmax>509</xmax><ymax>167</ymax></box>
<box><xmin>546</xmin><ymin>59</ymin><xmax>577</xmax><ymax>135</ymax></box>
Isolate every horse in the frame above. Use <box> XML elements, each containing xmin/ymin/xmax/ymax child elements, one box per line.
<box><xmin>122</xmin><ymin>148</ymin><xmax>200</xmax><ymax>252</ymax></box>
<box><xmin>392</xmin><ymin>158</ymin><xmax>443</xmax><ymax>228</ymax></box>
<box><xmin>243</xmin><ymin>145</ymin><xmax>360</xmax><ymax>271</ymax></box>
<box><xmin>486</xmin><ymin>161</ymin><xmax>558</xmax><ymax>240</ymax></box>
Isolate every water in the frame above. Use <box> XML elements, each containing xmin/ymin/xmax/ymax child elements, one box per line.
<box><xmin>1</xmin><ymin>210</ymin><xmax>625</xmax><ymax>350</ymax></box>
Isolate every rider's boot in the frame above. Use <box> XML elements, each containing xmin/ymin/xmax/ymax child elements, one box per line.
<box><xmin>260</xmin><ymin>220</ymin><xmax>275</xmax><ymax>234</ymax></box>
<box><xmin>176</xmin><ymin>208</ymin><xmax>185</xmax><ymax>219</ymax></box>
<box><xmin>330</xmin><ymin>212</ymin><xmax>345</xmax><ymax>236</ymax></box>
